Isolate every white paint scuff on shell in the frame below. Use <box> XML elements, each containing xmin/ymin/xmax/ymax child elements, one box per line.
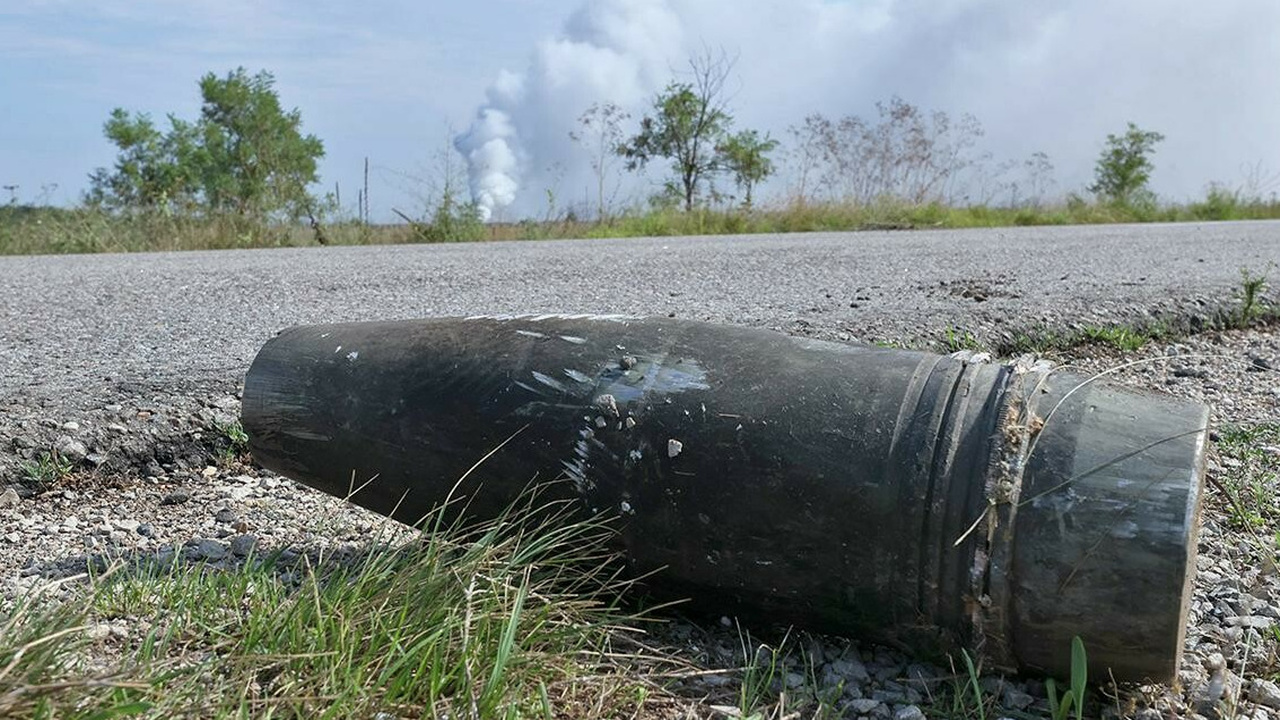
<box><xmin>464</xmin><ymin>313</ymin><xmax>637</xmax><ymax>322</ymax></box>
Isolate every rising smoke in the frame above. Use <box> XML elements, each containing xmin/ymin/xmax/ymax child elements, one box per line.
<box><xmin>457</xmin><ymin>0</ymin><xmax>1280</xmax><ymax>219</ymax></box>
<box><xmin>455</xmin><ymin>0</ymin><xmax>684</xmax><ymax>220</ymax></box>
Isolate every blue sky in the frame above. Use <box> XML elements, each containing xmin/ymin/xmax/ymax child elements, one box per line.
<box><xmin>0</xmin><ymin>1</ymin><xmax>576</xmax><ymax>216</ymax></box>
<box><xmin>3</xmin><ymin>0</ymin><xmax>1279</xmax><ymax>221</ymax></box>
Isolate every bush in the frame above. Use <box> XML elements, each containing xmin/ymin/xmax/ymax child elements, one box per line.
<box><xmin>1190</xmin><ymin>184</ymin><xmax>1242</xmax><ymax>221</ymax></box>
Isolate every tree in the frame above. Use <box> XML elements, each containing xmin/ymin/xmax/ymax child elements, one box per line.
<box><xmin>569</xmin><ymin>102</ymin><xmax>629</xmax><ymax>220</ymax></box>
<box><xmin>1089</xmin><ymin>122</ymin><xmax>1165</xmax><ymax>205</ymax></box>
<box><xmin>88</xmin><ymin>68</ymin><xmax>324</xmax><ymax>221</ymax></box>
<box><xmin>619</xmin><ymin>51</ymin><xmax>735</xmax><ymax>212</ymax></box>
<box><xmin>85</xmin><ymin>109</ymin><xmax>201</xmax><ymax>213</ymax></box>
<box><xmin>196</xmin><ymin>68</ymin><xmax>324</xmax><ymax>219</ymax></box>
<box><xmin>718</xmin><ymin>129</ymin><xmax>778</xmax><ymax>207</ymax></box>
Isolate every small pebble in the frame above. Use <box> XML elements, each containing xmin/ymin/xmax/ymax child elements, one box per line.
<box><xmin>161</xmin><ymin>490</ymin><xmax>191</xmax><ymax>505</ymax></box>
<box><xmin>846</xmin><ymin>698</ymin><xmax>881</xmax><ymax>714</ymax></box>
<box><xmin>894</xmin><ymin>706</ymin><xmax>925</xmax><ymax>720</ymax></box>
<box><xmin>1251</xmin><ymin>679</ymin><xmax>1280</xmax><ymax>710</ymax></box>
<box><xmin>229</xmin><ymin>534</ymin><xmax>257</xmax><ymax>557</ymax></box>
<box><xmin>53</xmin><ymin>437</ymin><xmax>88</xmax><ymax>463</ymax></box>
<box><xmin>191</xmin><ymin>538</ymin><xmax>227</xmax><ymax>561</ymax></box>
<box><xmin>1002</xmin><ymin>688</ymin><xmax>1035</xmax><ymax>710</ymax></box>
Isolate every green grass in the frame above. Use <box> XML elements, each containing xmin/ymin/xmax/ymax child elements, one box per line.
<box><xmin>0</xmin><ymin>494</ymin><xmax>654</xmax><ymax>719</ymax></box>
<box><xmin>996</xmin><ymin>320</ymin><xmax>1176</xmax><ymax>357</ymax></box>
<box><xmin>940</xmin><ymin>327</ymin><xmax>985</xmax><ymax>354</ymax></box>
<box><xmin>945</xmin><ymin>650</ymin><xmax>992</xmax><ymax>720</ymax></box>
<box><xmin>1212</xmin><ymin>423</ymin><xmax>1280</xmax><ymax>533</ymax></box>
<box><xmin>18</xmin><ymin>451</ymin><xmax>75</xmax><ymax>490</ymax></box>
<box><xmin>945</xmin><ymin>319</ymin><xmax>1174</xmax><ymax>359</ymax></box>
<box><xmin>725</xmin><ymin>627</ymin><xmax>845</xmax><ymax>720</ymax></box>
<box><xmin>0</xmin><ymin>206</ymin><xmax>417</xmax><ymax>255</ymax></box>
<box><xmin>5</xmin><ymin>192</ymin><xmax>1280</xmax><ymax>255</ymax></box>
<box><xmin>212</xmin><ymin>420</ymin><xmax>250</xmax><ymax>465</ymax></box>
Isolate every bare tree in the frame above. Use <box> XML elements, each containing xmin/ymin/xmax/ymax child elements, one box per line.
<box><xmin>1239</xmin><ymin>160</ymin><xmax>1280</xmax><ymax>202</ymax></box>
<box><xmin>784</xmin><ymin>116</ymin><xmax>827</xmax><ymax>206</ymax></box>
<box><xmin>569</xmin><ymin>102</ymin><xmax>629</xmax><ymax>220</ymax></box>
<box><xmin>1020</xmin><ymin>151</ymin><xmax>1056</xmax><ymax>207</ymax></box>
<box><xmin>786</xmin><ymin>98</ymin><xmax>986</xmax><ymax>207</ymax></box>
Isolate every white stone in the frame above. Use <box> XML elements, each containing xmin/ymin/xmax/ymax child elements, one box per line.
<box><xmin>1251</xmin><ymin>678</ymin><xmax>1280</xmax><ymax>710</ymax></box>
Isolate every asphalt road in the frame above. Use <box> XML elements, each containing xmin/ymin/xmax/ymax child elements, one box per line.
<box><xmin>1</xmin><ymin>221</ymin><xmax>1277</xmax><ymax>404</ymax></box>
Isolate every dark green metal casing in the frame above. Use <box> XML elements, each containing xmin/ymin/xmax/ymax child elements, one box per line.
<box><xmin>242</xmin><ymin>316</ymin><xmax>1206</xmax><ymax>682</ymax></box>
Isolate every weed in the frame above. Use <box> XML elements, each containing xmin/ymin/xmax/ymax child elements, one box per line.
<box><xmin>941</xmin><ymin>327</ymin><xmax>985</xmax><ymax>354</ymax></box>
<box><xmin>998</xmin><ymin>325</ymin><xmax>1067</xmax><ymax>356</ymax></box>
<box><xmin>957</xmin><ymin>650</ymin><xmax>989</xmax><ymax>720</ymax></box>
<box><xmin>18</xmin><ymin>450</ymin><xmax>74</xmax><ymax>489</ymax></box>
<box><xmin>1237</xmin><ymin>265</ymin><xmax>1273</xmax><ymax>326</ymax></box>
<box><xmin>1045</xmin><ymin>636</ymin><xmax>1088</xmax><ymax>720</ymax></box>
<box><xmin>701</xmin><ymin>626</ymin><xmax>845</xmax><ymax>720</ymax></box>
<box><xmin>1077</xmin><ymin>323</ymin><xmax>1163</xmax><ymax>353</ymax></box>
<box><xmin>998</xmin><ymin>320</ymin><xmax>1171</xmax><ymax>357</ymax></box>
<box><xmin>0</xmin><ymin>490</ymin><xmax>649</xmax><ymax>718</ymax></box>
<box><xmin>736</xmin><ymin>628</ymin><xmax>785</xmax><ymax>718</ymax></box>
<box><xmin>1190</xmin><ymin>184</ymin><xmax>1243</xmax><ymax>220</ymax></box>
<box><xmin>1211</xmin><ymin>424</ymin><xmax>1280</xmax><ymax>533</ymax></box>
<box><xmin>213</xmin><ymin>419</ymin><xmax>250</xmax><ymax>464</ymax></box>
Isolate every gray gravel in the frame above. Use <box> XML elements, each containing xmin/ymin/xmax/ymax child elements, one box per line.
<box><xmin>1</xmin><ymin>222</ymin><xmax>1279</xmax><ymax>717</ymax></box>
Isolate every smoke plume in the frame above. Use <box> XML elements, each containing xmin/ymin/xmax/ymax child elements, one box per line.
<box><xmin>455</xmin><ymin>0</ymin><xmax>683</xmax><ymax>220</ymax></box>
<box><xmin>458</xmin><ymin>0</ymin><xmax>1280</xmax><ymax>218</ymax></box>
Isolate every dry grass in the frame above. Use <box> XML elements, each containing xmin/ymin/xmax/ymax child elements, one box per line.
<box><xmin>4</xmin><ymin>193</ymin><xmax>1280</xmax><ymax>255</ymax></box>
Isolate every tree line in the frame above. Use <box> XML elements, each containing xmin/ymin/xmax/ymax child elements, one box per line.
<box><xmin>83</xmin><ymin>62</ymin><xmax>1169</xmax><ymax>229</ymax></box>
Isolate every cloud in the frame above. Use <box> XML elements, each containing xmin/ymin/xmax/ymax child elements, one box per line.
<box><xmin>458</xmin><ymin>0</ymin><xmax>1280</xmax><ymax>215</ymax></box>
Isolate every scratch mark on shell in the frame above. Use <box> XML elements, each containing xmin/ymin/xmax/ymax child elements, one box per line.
<box><xmin>531</xmin><ymin>371</ymin><xmax>566</xmax><ymax>392</ymax></box>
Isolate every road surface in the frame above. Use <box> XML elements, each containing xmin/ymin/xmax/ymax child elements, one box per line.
<box><xmin>1</xmin><ymin>221</ymin><xmax>1276</xmax><ymax>404</ymax></box>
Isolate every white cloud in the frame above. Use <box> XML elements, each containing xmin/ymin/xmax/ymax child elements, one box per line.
<box><xmin>4</xmin><ymin>0</ymin><xmax>1277</xmax><ymax>216</ymax></box>
<box><xmin>458</xmin><ymin>0</ymin><xmax>1280</xmax><ymax>214</ymax></box>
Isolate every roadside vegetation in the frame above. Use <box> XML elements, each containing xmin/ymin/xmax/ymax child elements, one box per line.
<box><xmin>925</xmin><ymin>266</ymin><xmax>1277</xmax><ymax>358</ymax></box>
<box><xmin>4</xmin><ymin>60</ymin><xmax>1280</xmax><ymax>255</ymax></box>
<box><xmin>0</xmin><ymin>488</ymin><xmax>1118</xmax><ymax>720</ymax></box>
<box><xmin>6</xmin><ymin>183</ymin><xmax>1279</xmax><ymax>255</ymax></box>
<box><xmin>0</xmin><ymin>494</ymin><xmax>663</xmax><ymax>718</ymax></box>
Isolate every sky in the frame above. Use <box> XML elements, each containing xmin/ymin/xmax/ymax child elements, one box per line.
<box><xmin>2</xmin><ymin>0</ymin><xmax>1278</xmax><ymax>221</ymax></box>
